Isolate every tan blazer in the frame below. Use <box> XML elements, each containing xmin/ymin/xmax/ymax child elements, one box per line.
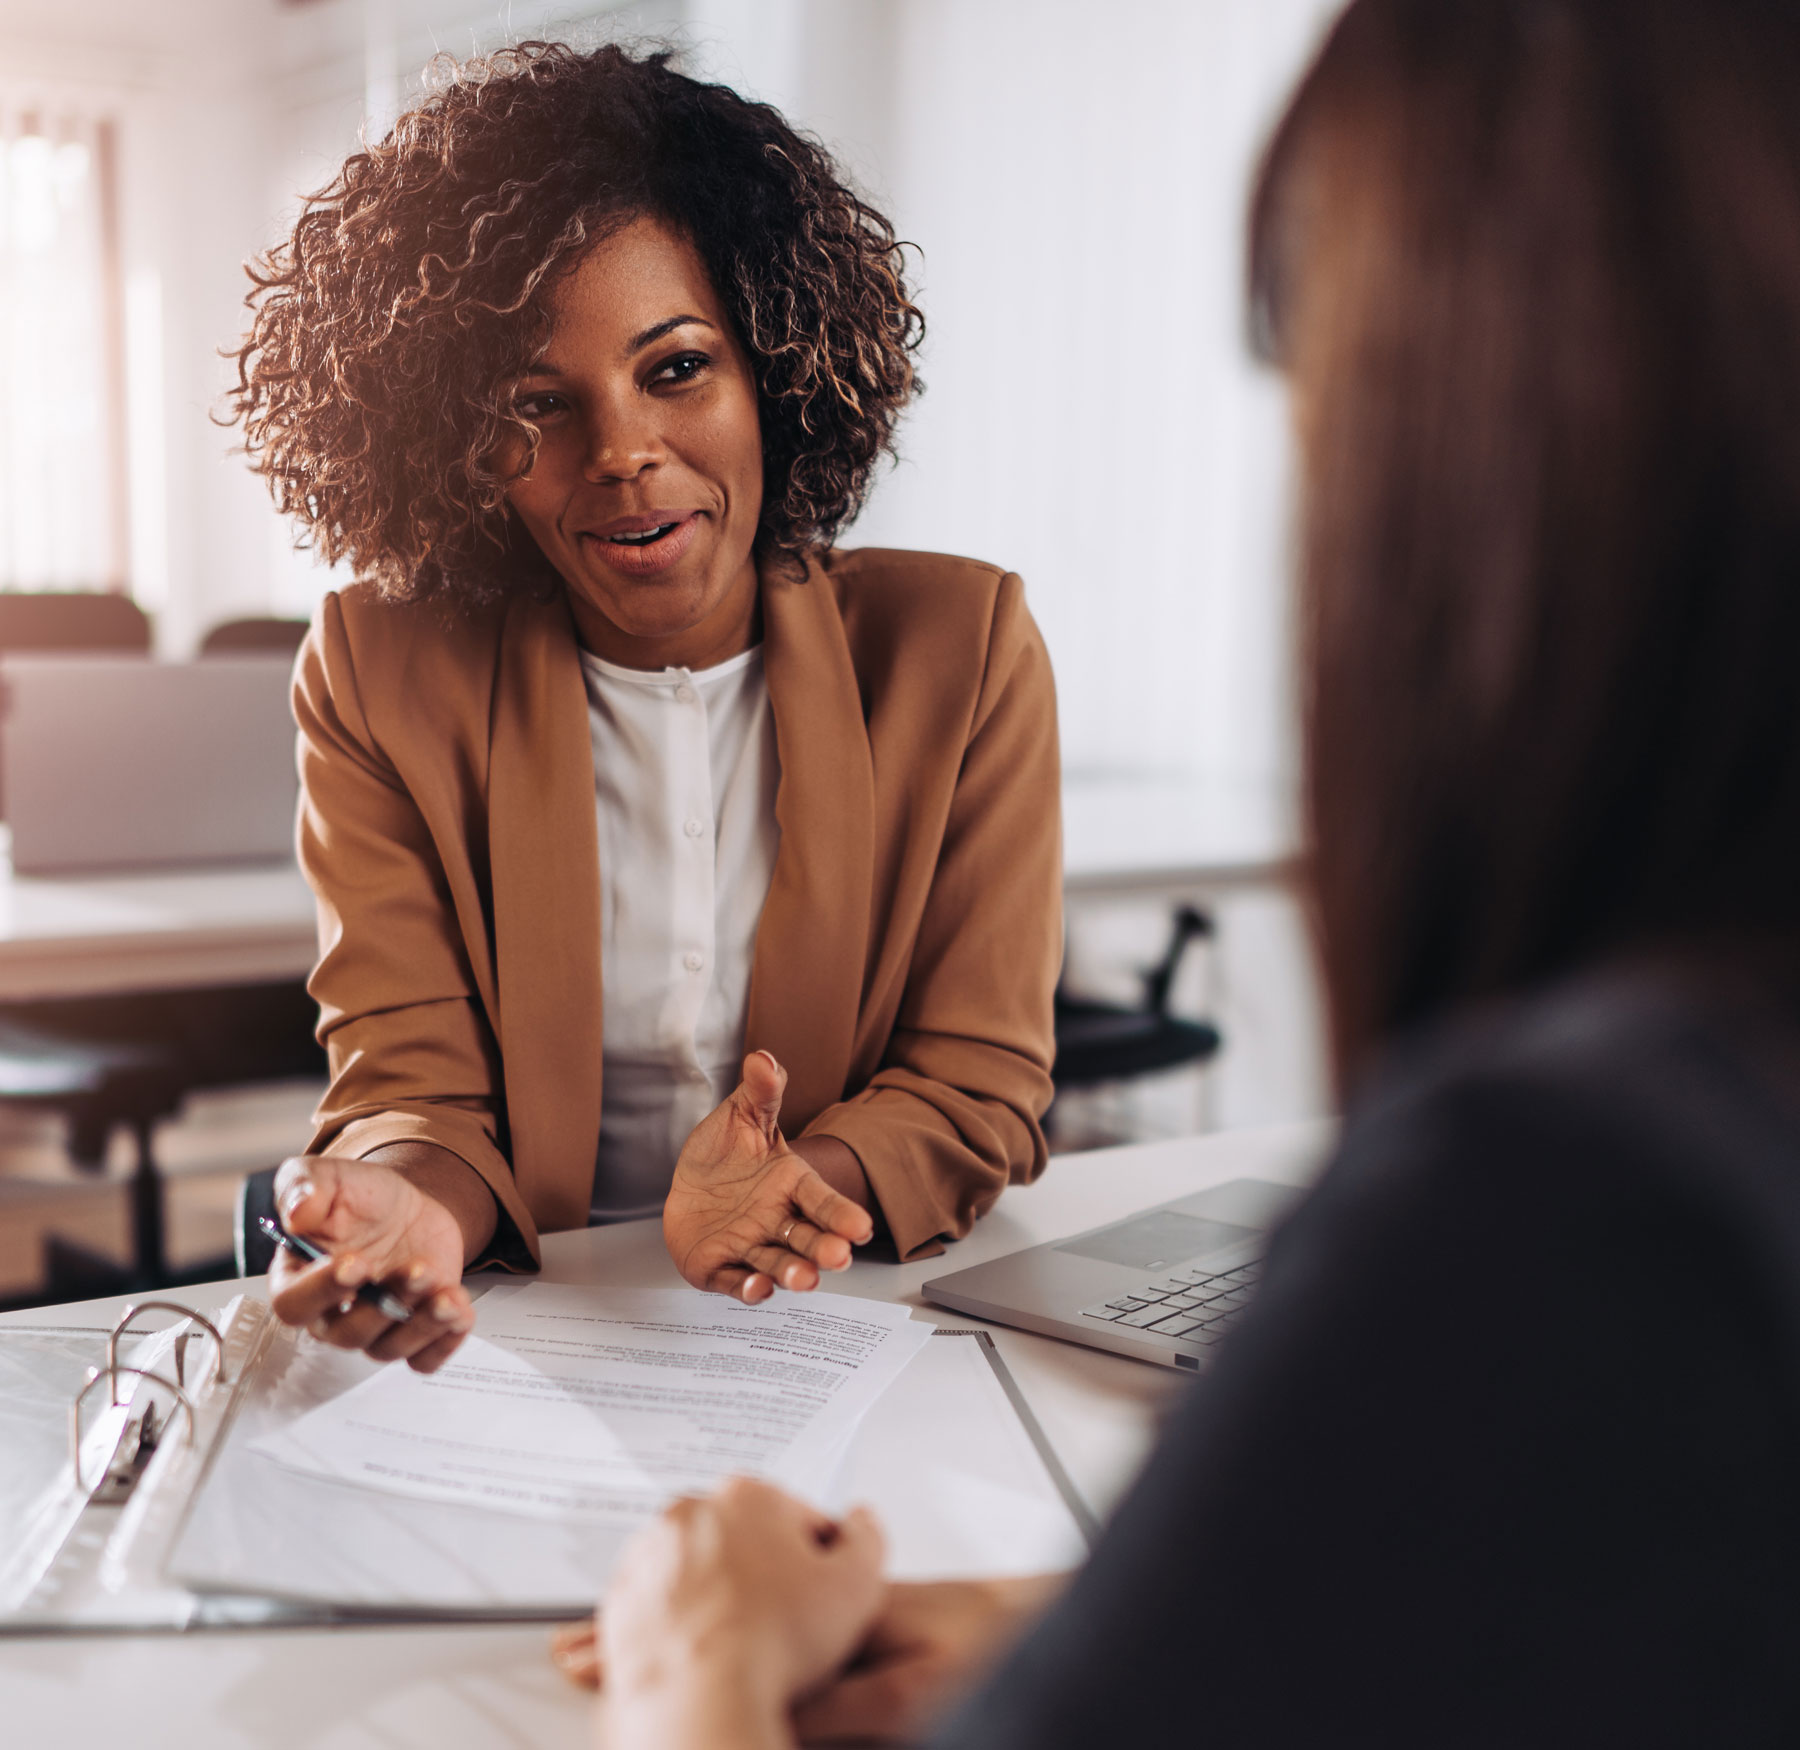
<box><xmin>294</xmin><ymin>547</ymin><xmax>1062</xmax><ymax>1265</ymax></box>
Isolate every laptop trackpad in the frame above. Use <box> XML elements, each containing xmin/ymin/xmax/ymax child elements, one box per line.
<box><xmin>1055</xmin><ymin>1212</ymin><xmax>1257</xmax><ymax>1272</ymax></box>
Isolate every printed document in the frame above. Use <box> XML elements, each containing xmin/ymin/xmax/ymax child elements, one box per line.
<box><xmin>251</xmin><ymin>1284</ymin><xmax>931</xmax><ymax>1526</ymax></box>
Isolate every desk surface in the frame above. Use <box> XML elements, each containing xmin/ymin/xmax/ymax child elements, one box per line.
<box><xmin>0</xmin><ymin>1119</ymin><xmax>1330</xmax><ymax>1750</ymax></box>
<box><xmin>0</xmin><ymin>853</ymin><xmax>318</xmax><ymax>1003</ymax></box>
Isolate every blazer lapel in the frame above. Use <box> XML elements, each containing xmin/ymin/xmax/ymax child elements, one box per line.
<box><xmin>488</xmin><ymin>592</ymin><xmax>604</xmax><ymax>1231</ymax></box>
<box><xmin>747</xmin><ymin>555</ymin><xmax>876</xmax><ymax>1133</ymax></box>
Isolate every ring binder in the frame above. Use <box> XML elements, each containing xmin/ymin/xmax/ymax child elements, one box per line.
<box><xmin>0</xmin><ymin>1292</ymin><xmax>281</xmax><ymax>1632</ymax></box>
<box><xmin>61</xmin><ymin>1300</ymin><xmax>228</xmax><ymax>1503</ymax></box>
<box><xmin>70</xmin><ymin>1365</ymin><xmax>193</xmax><ymax>1500</ymax></box>
<box><xmin>104</xmin><ymin>1301</ymin><xmax>228</xmax><ymax>1396</ymax></box>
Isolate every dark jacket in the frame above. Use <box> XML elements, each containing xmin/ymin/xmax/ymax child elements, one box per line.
<box><xmin>939</xmin><ymin>964</ymin><xmax>1800</xmax><ymax>1747</ymax></box>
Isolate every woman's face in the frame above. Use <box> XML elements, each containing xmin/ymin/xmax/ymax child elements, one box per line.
<box><xmin>505</xmin><ymin>215</ymin><xmax>765</xmax><ymax>667</ymax></box>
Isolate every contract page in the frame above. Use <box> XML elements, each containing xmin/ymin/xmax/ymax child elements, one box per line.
<box><xmin>251</xmin><ymin>1284</ymin><xmax>931</xmax><ymax>1525</ymax></box>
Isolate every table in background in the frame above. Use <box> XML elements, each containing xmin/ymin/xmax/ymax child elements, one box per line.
<box><xmin>0</xmin><ymin>1119</ymin><xmax>1331</xmax><ymax>1750</ymax></box>
<box><xmin>0</xmin><ymin>834</ymin><xmax>317</xmax><ymax>1004</ymax></box>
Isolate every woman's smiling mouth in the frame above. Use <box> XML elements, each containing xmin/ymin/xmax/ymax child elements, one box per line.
<box><xmin>580</xmin><ymin>512</ymin><xmax>702</xmax><ymax>576</ymax></box>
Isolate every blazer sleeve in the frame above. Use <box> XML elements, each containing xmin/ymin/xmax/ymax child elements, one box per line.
<box><xmin>803</xmin><ymin>574</ymin><xmax>1061</xmax><ymax>1260</ymax></box>
<box><xmin>295</xmin><ymin>595</ymin><xmax>540</xmax><ymax>1268</ymax></box>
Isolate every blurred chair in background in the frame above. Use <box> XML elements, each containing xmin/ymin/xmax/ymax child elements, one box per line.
<box><xmin>1049</xmin><ymin>903</ymin><xmax>1223</xmax><ymax>1142</ymax></box>
<box><xmin>0</xmin><ymin>592</ymin><xmax>151</xmax><ymax>821</ymax></box>
<box><xmin>0</xmin><ymin>591</ymin><xmax>151</xmax><ymax>656</ymax></box>
<box><xmin>1</xmin><ymin>984</ymin><xmax>326</xmax><ymax>1305</ymax></box>
<box><xmin>199</xmin><ymin>618</ymin><xmax>309</xmax><ymax>658</ymax></box>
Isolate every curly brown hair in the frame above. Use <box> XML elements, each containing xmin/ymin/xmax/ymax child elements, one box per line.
<box><xmin>229</xmin><ymin>41</ymin><xmax>923</xmax><ymax>601</ymax></box>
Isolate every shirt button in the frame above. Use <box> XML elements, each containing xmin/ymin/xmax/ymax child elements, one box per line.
<box><xmin>675</xmin><ymin>684</ymin><xmax>697</xmax><ymax>704</ymax></box>
<box><xmin>684</xmin><ymin>950</ymin><xmax>704</xmax><ymax>972</ymax></box>
<box><xmin>684</xmin><ymin>817</ymin><xmax>704</xmax><ymax>838</ymax></box>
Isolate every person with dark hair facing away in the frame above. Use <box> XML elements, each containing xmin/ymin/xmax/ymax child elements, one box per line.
<box><xmin>231</xmin><ymin>44</ymin><xmax>1060</xmax><ymax>1369</ymax></box>
<box><xmin>565</xmin><ymin>2</ymin><xmax>1800</xmax><ymax>1744</ymax></box>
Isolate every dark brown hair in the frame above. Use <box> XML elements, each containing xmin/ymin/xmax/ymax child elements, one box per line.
<box><xmin>230</xmin><ymin>42</ymin><xmax>922</xmax><ymax>601</ymax></box>
<box><xmin>1251</xmin><ymin>0</ymin><xmax>1800</xmax><ymax>1084</ymax></box>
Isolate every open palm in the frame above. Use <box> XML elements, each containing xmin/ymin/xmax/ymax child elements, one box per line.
<box><xmin>664</xmin><ymin>1052</ymin><xmax>874</xmax><ymax>1302</ymax></box>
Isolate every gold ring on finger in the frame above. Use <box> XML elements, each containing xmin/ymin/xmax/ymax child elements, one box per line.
<box><xmin>779</xmin><ymin>1217</ymin><xmax>799</xmax><ymax>1250</ymax></box>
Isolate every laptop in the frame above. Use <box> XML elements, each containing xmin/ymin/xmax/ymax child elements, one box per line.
<box><xmin>922</xmin><ymin>1178</ymin><xmax>1304</xmax><ymax>1371</ymax></box>
<box><xmin>0</xmin><ymin>655</ymin><xmax>299</xmax><ymax>874</ymax></box>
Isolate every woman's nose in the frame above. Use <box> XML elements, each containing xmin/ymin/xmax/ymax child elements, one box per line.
<box><xmin>580</xmin><ymin>406</ymin><xmax>662</xmax><ymax>483</ymax></box>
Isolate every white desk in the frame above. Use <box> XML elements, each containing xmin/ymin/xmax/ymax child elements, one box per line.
<box><xmin>0</xmin><ymin>1119</ymin><xmax>1330</xmax><ymax>1750</ymax></box>
<box><xmin>0</xmin><ymin>853</ymin><xmax>318</xmax><ymax>1003</ymax></box>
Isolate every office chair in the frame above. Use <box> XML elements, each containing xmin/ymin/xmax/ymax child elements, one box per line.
<box><xmin>0</xmin><ymin>1018</ymin><xmax>187</xmax><ymax>1301</ymax></box>
<box><xmin>1051</xmin><ymin>903</ymin><xmax>1223</xmax><ymax>1128</ymax></box>
<box><xmin>199</xmin><ymin>617</ymin><xmax>310</xmax><ymax>657</ymax></box>
<box><xmin>0</xmin><ymin>590</ymin><xmax>152</xmax><ymax>822</ymax></box>
<box><xmin>6</xmin><ymin>984</ymin><xmax>328</xmax><ymax>1301</ymax></box>
<box><xmin>0</xmin><ymin>591</ymin><xmax>151</xmax><ymax>655</ymax></box>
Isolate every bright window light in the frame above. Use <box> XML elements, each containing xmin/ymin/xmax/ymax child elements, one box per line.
<box><xmin>0</xmin><ymin>107</ymin><xmax>126</xmax><ymax>592</ymax></box>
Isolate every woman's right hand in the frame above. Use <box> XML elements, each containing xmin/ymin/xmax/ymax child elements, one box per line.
<box><xmin>267</xmin><ymin>1154</ymin><xmax>477</xmax><ymax>1372</ymax></box>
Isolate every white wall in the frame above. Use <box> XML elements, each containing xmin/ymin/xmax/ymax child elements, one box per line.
<box><xmin>680</xmin><ymin>0</ymin><xmax>1337</xmax><ymax>788</ymax></box>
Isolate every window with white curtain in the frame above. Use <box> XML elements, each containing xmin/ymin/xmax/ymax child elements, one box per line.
<box><xmin>0</xmin><ymin>101</ymin><xmax>127</xmax><ymax>591</ymax></box>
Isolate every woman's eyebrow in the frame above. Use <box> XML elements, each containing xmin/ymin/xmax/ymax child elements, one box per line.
<box><xmin>628</xmin><ymin>313</ymin><xmax>716</xmax><ymax>351</ymax></box>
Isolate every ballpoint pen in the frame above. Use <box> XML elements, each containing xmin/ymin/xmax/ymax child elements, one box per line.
<box><xmin>256</xmin><ymin>1216</ymin><xmax>416</xmax><ymax>1322</ymax></box>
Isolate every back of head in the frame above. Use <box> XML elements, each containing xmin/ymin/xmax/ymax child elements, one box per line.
<box><xmin>1251</xmin><ymin>0</ymin><xmax>1800</xmax><ymax>1083</ymax></box>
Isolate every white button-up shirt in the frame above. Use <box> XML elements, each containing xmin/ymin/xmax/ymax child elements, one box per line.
<box><xmin>578</xmin><ymin>643</ymin><xmax>781</xmax><ymax>1220</ymax></box>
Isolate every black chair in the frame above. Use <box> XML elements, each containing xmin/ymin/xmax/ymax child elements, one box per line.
<box><xmin>4</xmin><ymin>983</ymin><xmax>327</xmax><ymax>1303</ymax></box>
<box><xmin>199</xmin><ymin>617</ymin><xmax>309</xmax><ymax>658</ymax></box>
<box><xmin>0</xmin><ymin>1016</ymin><xmax>187</xmax><ymax>1300</ymax></box>
<box><xmin>1052</xmin><ymin>903</ymin><xmax>1223</xmax><ymax>1112</ymax></box>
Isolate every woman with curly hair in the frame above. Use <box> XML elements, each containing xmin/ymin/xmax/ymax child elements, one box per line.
<box><xmin>235</xmin><ymin>42</ymin><xmax>1060</xmax><ymax>1369</ymax></box>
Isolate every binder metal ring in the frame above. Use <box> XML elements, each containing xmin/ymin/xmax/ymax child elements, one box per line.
<box><xmin>106</xmin><ymin>1301</ymin><xmax>228</xmax><ymax>1401</ymax></box>
<box><xmin>69</xmin><ymin>1364</ymin><xmax>196</xmax><ymax>1496</ymax></box>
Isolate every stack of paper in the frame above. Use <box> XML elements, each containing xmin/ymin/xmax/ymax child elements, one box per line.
<box><xmin>251</xmin><ymin>1283</ymin><xmax>933</xmax><ymax>1529</ymax></box>
<box><xmin>161</xmin><ymin>1283</ymin><xmax>1087</xmax><ymax>1613</ymax></box>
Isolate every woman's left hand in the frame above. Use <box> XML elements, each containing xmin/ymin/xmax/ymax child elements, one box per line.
<box><xmin>665</xmin><ymin>1052</ymin><xmax>875</xmax><ymax>1303</ymax></box>
<box><xmin>597</xmin><ymin>1477</ymin><xmax>887</xmax><ymax>1750</ymax></box>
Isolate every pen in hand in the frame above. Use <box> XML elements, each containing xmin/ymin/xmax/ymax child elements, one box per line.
<box><xmin>257</xmin><ymin>1216</ymin><xmax>416</xmax><ymax>1323</ymax></box>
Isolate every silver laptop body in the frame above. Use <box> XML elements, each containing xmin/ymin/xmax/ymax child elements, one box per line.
<box><xmin>0</xmin><ymin>655</ymin><xmax>299</xmax><ymax>874</ymax></box>
<box><xmin>923</xmin><ymin>1178</ymin><xmax>1304</xmax><ymax>1371</ymax></box>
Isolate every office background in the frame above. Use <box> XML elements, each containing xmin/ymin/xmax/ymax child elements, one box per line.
<box><xmin>0</xmin><ymin>0</ymin><xmax>1335</xmax><ymax>1296</ymax></box>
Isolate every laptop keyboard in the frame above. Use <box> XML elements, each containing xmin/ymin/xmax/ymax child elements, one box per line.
<box><xmin>1080</xmin><ymin>1259</ymin><xmax>1262</xmax><ymax>1348</ymax></box>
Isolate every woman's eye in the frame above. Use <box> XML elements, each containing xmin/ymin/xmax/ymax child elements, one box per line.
<box><xmin>516</xmin><ymin>391</ymin><xmax>568</xmax><ymax>419</ymax></box>
<box><xmin>653</xmin><ymin>352</ymin><xmax>710</xmax><ymax>386</ymax></box>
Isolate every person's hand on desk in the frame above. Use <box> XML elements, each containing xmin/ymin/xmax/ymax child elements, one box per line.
<box><xmin>665</xmin><ymin>1051</ymin><xmax>877</xmax><ymax>1305</ymax></box>
<box><xmin>267</xmin><ymin>1147</ymin><xmax>485</xmax><ymax>1372</ymax></box>
<box><xmin>552</xmin><ymin>1477</ymin><xmax>1067</xmax><ymax>1747</ymax></box>
<box><xmin>588</xmin><ymin>1476</ymin><xmax>887</xmax><ymax>1750</ymax></box>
